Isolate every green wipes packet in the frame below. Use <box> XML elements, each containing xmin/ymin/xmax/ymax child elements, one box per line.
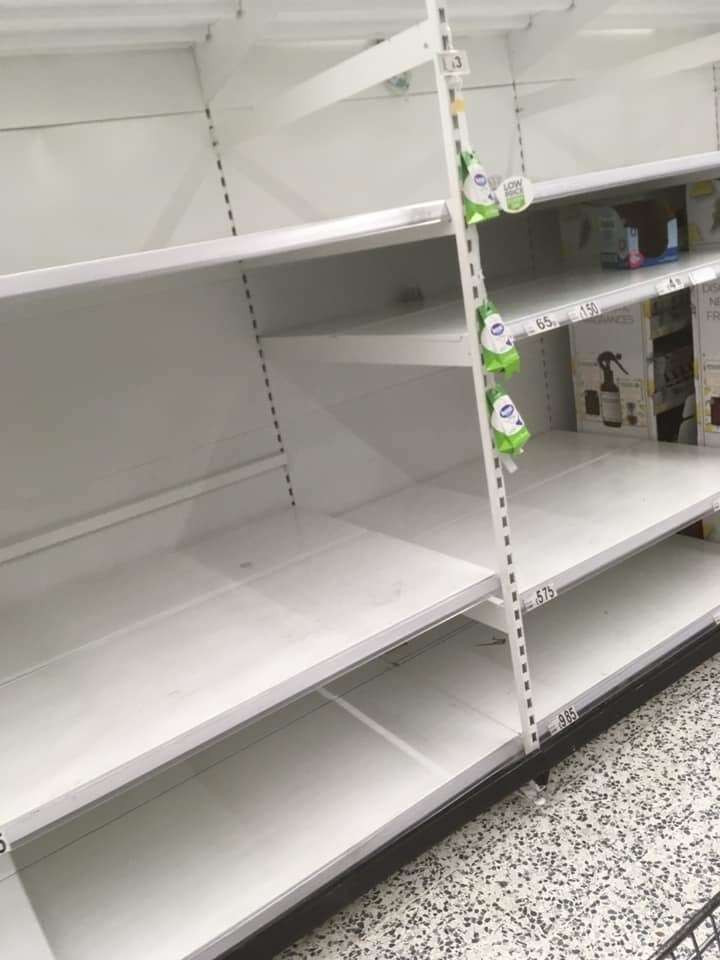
<box><xmin>477</xmin><ymin>301</ymin><xmax>520</xmax><ymax>376</ymax></box>
<box><xmin>460</xmin><ymin>151</ymin><xmax>500</xmax><ymax>224</ymax></box>
<box><xmin>487</xmin><ymin>387</ymin><xmax>531</xmax><ymax>455</ymax></box>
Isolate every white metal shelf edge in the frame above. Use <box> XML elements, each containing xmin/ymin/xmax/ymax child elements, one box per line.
<box><xmin>0</xmin><ymin>201</ymin><xmax>451</xmax><ymax>302</ymax></box>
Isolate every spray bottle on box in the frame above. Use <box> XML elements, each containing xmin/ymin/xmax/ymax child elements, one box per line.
<box><xmin>597</xmin><ymin>351</ymin><xmax>629</xmax><ymax>428</ymax></box>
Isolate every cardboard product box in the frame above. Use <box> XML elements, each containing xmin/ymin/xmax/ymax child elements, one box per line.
<box><xmin>687</xmin><ymin>179</ymin><xmax>720</xmax><ymax>250</ymax></box>
<box><xmin>692</xmin><ymin>278</ymin><xmax>720</xmax><ymax>440</ymax></box>
<box><xmin>571</xmin><ymin>302</ymin><xmax>650</xmax><ymax>438</ymax></box>
<box><xmin>598</xmin><ymin>198</ymin><xmax>679</xmax><ymax>270</ymax></box>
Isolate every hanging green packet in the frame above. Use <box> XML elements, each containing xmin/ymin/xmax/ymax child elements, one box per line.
<box><xmin>487</xmin><ymin>387</ymin><xmax>531</xmax><ymax>455</ymax></box>
<box><xmin>460</xmin><ymin>151</ymin><xmax>500</xmax><ymax>224</ymax></box>
<box><xmin>477</xmin><ymin>301</ymin><xmax>520</xmax><ymax>376</ymax></box>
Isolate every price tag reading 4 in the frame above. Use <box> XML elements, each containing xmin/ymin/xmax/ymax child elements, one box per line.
<box><xmin>441</xmin><ymin>50</ymin><xmax>470</xmax><ymax>76</ymax></box>
<box><xmin>549</xmin><ymin>705</ymin><xmax>579</xmax><ymax>735</ymax></box>
<box><xmin>656</xmin><ymin>275</ymin><xmax>685</xmax><ymax>297</ymax></box>
<box><xmin>526</xmin><ymin>315</ymin><xmax>559</xmax><ymax>337</ymax></box>
<box><xmin>525</xmin><ymin>582</ymin><xmax>557</xmax><ymax>611</ymax></box>
<box><xmin>569</xmin><ymin>300</ymin><xmax>601</xmax><ymax>323</ymax></box>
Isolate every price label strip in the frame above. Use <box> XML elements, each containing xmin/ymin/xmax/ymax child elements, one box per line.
<box><xmin>441</xmin><ymin>50</ymin><xmax>470</xmax><ymax>76</ymax></box>
<box><xmin>0</xmin><ymin>832</ymin><xmax>9</xmax><ymax>856</ymax></box>
<box><xmin>713</xmin><ymin>499</ymin><xmax>720</xmax><ymax>512</ymax></box>
<box><xmin>568</xmin><ymin>300</ymin><xmax>601</xmax><ymax>323</ymax></box>
<box><xmin>690</xmin><ymin>266</ymin><xmax>717</xmax><ymax>287</ymax></box>
<box><xmin>656</xmin><ymin>275</ymin><xmax>685</xmax><ymax>297</ymax></box>
<box><xmin>525</xmin><ymin>314</ymin><xmax>559</xmax><ymax>338</ymax></box>
<box><xmin>524</xmin><ymin>582</ymin><xmax>557</xmax><ymax>611</ymax></box>
<box><xmin>548</xmin><ymin>704</ymin><xmax>579</xmax><ymax>736</ymax></box>
<box><xmin>712</xmin><ymin>609</ymin><xmax>720</xmax><ymax>627</ymax></box>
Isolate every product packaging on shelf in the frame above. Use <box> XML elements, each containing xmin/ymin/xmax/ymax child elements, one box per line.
<box><xmin>460</xmin><ymin>151</ymin><xmax>500</xmax><ymax>224</ymax></box>
<box><xmin>687</xmin><ymin>179</ymin><xmax>720</xmax><ymax>249</ymax></box>
<box><xmin>570</xmin><ymin>295</ymin><xmax>694</xmax><ymax>439</ymax></box>
<box><xmin>477</xmin><ymin>301</ymin><xmax>520</xmax><ymax>376</ymax></box>
<box><xmin>486</xmin><ymin>387</ymin><xmax>530</xmax><ymax>454</ymax></box>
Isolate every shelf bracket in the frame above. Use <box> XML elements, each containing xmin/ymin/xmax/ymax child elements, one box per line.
<box><xmin>426</xmin><ymin>0</ymin><xmax>540</xmax><ymax>755</ymax></box>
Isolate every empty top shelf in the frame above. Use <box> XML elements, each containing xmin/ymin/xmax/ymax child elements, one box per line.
<box><xmin>345</xmin><ymin>431</ymin><xmax>720</xmax><ymax>606</ymax></box>
<box><xmin>0</xmin><ymin>507</ymin><xmax>497</xmax><ymax>845</ymax></box>
<box><xmin>0</xmin><ymin>201</ymin><xmax>452</xmax><ymax>302</ymax></box>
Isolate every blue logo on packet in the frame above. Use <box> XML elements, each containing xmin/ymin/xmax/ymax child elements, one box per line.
<box><xmin>474</xmin><ymin>173</ymin><xmax>487</xmax><ymax>186</ymax></box>
<box><xmin>500</xmin><ymin>403</ymin><xmax>515</xmax><ymax>418</ymax></box>
<box><xmin>490</xmin><ymin>321</ymin><xmax>505</xmax><ymax>335</ymax></box>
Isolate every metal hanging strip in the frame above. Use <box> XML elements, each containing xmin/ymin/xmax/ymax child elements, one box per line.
<box><xmin>425</xmin><ymin>0</ymin><xmax>539</xmax><ymax>753</ymax></box>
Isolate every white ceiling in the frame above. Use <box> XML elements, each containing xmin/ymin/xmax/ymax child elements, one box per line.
<box><xmin>1</xmin><ymin>0</ymin><xmax>718</xmax><ymax>57</ymax></box>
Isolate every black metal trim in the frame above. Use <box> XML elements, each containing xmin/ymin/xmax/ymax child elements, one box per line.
<box><xmin>222</xmin><ymin>623</ymin><xmax>720</xmax><ymax>960</ymax></box>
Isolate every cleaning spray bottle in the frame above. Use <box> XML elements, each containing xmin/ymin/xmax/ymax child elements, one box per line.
<box><xmin>597</xmin><ymin>351</ymin><xmax>629</xmax><ymax>428</ymax></box>
<box><xmin>477</xmin><ymin>301</ymin><xmax>520</xmax><ymax>376</ymax></box>
<box><xmin>487</xmin><ymin>387</ymin><xmax>531</xmax><ymax>454</ymax></box>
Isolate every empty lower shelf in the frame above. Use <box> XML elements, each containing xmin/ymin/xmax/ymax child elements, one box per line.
<box><xmin>5</xmin><ymin>532</ymin><xmax>719</xmax><ymax>960</ymax></box>
<box><xmin>2</xmin><ymin>632</ymin><xmax>522</xmax><ymax>960</ymax></box>
<box><xmin>261</xmin><ymin>251</ymin><xmax>720</xmax><ymax>369</ymax></box>
<box><xmin>0</xmin><ymin>507</ymin><xmax>497</xmax><ymax>845</ymax></box>
<box><xmin>345</xmin><ymin>430</ymin><xmax>720</xmax><ymax>610</ymax></box>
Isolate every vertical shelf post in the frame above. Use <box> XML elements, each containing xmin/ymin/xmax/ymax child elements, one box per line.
<box><xmin>425</xmin><ymin>0</ymin><xmax>539</xmax><ymax>754</ymax></box>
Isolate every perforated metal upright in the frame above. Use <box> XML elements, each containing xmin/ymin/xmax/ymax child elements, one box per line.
<box><xmin>426</xmin><ymin>0</ymin><xmax>539</xmax><ymax>754</ymax></box>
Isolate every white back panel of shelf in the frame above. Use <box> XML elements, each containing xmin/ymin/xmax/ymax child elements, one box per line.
<box><xmin>520</xmin><ymin>66</ymin><xmax>717</xmax><ymax>181</ymax></box>
<box><xmin>0</xmin><ymin>112</ymin><xmax>227</xmax><ymax>274</ymax></box>
<box><xmin>0</xmin><ymin>266</ymin><xmax>291</xmax><ymax>598</ymax></box>
<box><xmin>0</xmin><ymin>50</ymin><xmax>202</xmax><ymax>131</ymax></box>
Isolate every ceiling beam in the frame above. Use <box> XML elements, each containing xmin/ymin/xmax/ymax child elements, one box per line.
<box><xmin>509</xmin><ymin>0</ymin><xmax>614</xmax><ymax>77</ymax></box>
<box><xmin>519</xmin><ymin>29</ymin><xmax>720</xmax><ymax>115</ymax></box>
<box><xmin>0</xmin><ymin>25</ymin><xmax>205</xmax><ymax>55</ymax></box>
<box><xmin>0</xmin><ymin>2</ymin><xmax>237</xmax><ymax>30</ymax></box>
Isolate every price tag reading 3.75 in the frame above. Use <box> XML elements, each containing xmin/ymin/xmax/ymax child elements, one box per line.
<box><xmin>568</xmin><ymin>300</ymin><xmax>601</xmax><ymax>323</ymax></box>
<box><xmin>524</xmin><ymin>582</ymin><xmax>557</xmax><ymax>611</ymax></box>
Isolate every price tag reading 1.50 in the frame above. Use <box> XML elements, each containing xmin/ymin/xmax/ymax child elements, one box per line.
<box><xmin>526</xmin><ymin>314</ymin><xmax>559</xmax><ymax>337</ymax></box>
<box><xmin>569</xmin><ymin>300</ymin><xmax>601</xmax><ymax>323</ymax></box>
<box><xmin>525</xmin><ymin>583</ymin><xmax>557</xmax><ymax>611</ymax></box>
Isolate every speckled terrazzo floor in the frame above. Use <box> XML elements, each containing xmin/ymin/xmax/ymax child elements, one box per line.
<box><xmin>276</xmin><ymin>652</ymin><xmax>720</xmax><ymax>960</ymax></box>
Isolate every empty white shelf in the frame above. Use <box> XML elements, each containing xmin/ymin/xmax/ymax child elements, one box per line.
<box><xmin>520</xmin><ymin>535</ymin><xmax>720</xmax><ymax>728</ymax></box>
<box><xmin>0</xmin><ymin>201</ymin><xmax>451</xmax><ymax>302</ymax></box>
<box><xmin>2</xmin><ymin>632</ymin><xmax>521</xmax><ymax>960</ymax></box>
<box><xmin>533</xmin><ymin>150</ymin><xmax>720</xmax><ymax>206</ymax></box>
<box><xmin>262</xmin><ymin>251</ymin><xmax>720</xmax><ymax>367</ymax></box>
<box><xmin>345</xmin><ymin>430</ymin><xmax>720</xmax><ymax>609</ymax></box>
<box><xmin>6</xmin><ymin>531</ymin><xmax>719</xmax><ymax>960</ymax></box>
<box><xmin>262</xmin><ymin>298</ymin><xmax>471</xmax><ymax>367</ymax></box>
<box><xmin>0</xmin><ymin>507</ymin><xmax>497</xmax><ymax>845</ymax></box>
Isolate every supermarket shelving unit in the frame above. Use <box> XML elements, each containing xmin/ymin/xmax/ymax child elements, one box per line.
<box><xmin>3</xmin><ymin>3</ymin><xmax>720</xmax><ymax>959</ymax></box>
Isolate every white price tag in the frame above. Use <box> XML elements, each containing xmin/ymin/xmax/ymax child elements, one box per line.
<box><xmin>549</xmin><ymin>704</ymin><xmax>579</xmax><ymax>736</ymax></box>
<box><xmin>690</xmin><ymin>266</ymin><xmax>717</xmax><ymax>287</ymax></box>
<box><xmin>656</xmin><ymin>275</ymin><xmax>685</xmax><ymax>297</ymax></box>
<box><xmin>0</xmin><ymin>832</ymin><xmax>9</xmax><ymax>856</ymax></box>
<box><xmin>441</xmin><ymin>50</ymin><xmax>470</xmax><ymax>76</ymax></box>
<box><xmin>525</xmin><ymin>314</ymin><xmax>559</xmax><ymax>337</ymax></box>
<box><xmin>568</xmin><ymin>300</ymin><xmax>601</xmax><ymax>323</ymax></box>
<box><xmin>712</xmin><ymin>609</ymin><xmax>720</xmax><ymax>626</ymax></box>
<box><xmin>713</xmin><ymin>499</ymin><xmax>720</xmax><ymax>512</ymax></box>
<box><xmin>524</xmin><ymin>582</ymin><xmax>557</xmax><ymax>611</ymax></box>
